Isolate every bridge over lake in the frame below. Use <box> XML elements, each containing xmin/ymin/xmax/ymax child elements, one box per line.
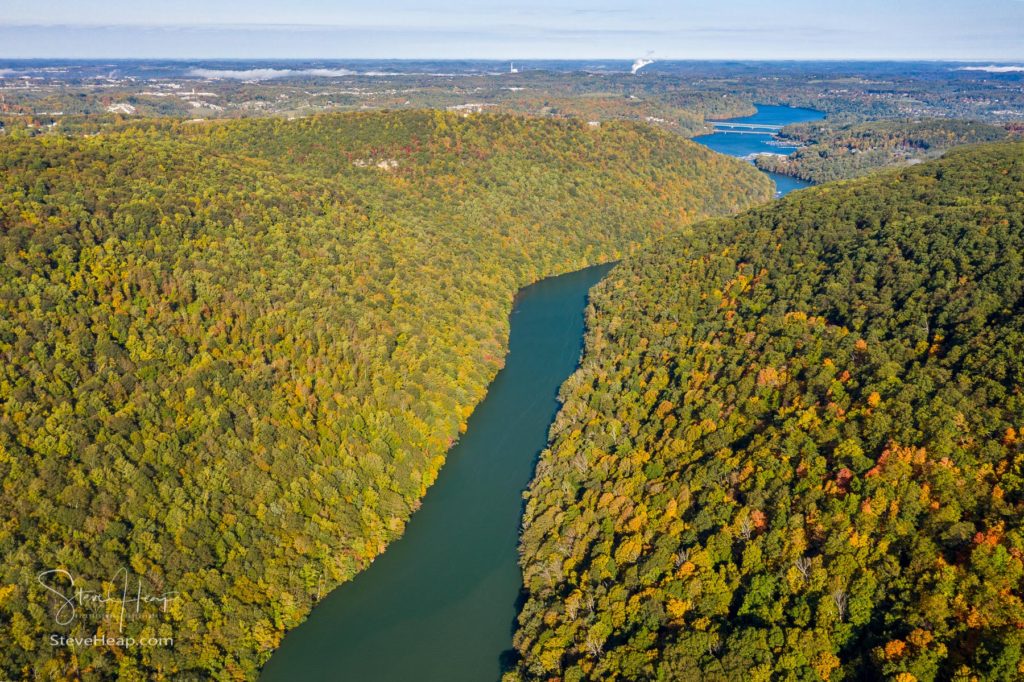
<box><xmin>709</xmin><ymin>128</ymin><xmax>780</xmax><ymax>135</ymax></box>
<box><xmin>710</xmin><ymin>121</ymin><xmax>784</xmax><ymax>131</ymax></box>
<box><xmin>710</xmin><ymin>122</ymin><xmax>785</xmax><ymax>135</ymax></box>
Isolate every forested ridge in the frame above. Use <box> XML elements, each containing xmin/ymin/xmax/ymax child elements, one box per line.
<box><xmin>754</xmin><ymin>119</ymin><xmax>1012</xmax><ymax>184</ymax></box>
<box><xmin>0</xmin><ymin>110</ymin><xmax>770</xmax><ymax>679</ymax></box>
<box><xmin>512</xmin><ymin>143</ymin><xmax>1024</xmax><ymax>681</ymax></box>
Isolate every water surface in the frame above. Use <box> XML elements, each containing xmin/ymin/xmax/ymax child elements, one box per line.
<box><xmin>261</xmin><ymin>264</ymin><xmax>614</xmax><ymax>682</ymax></box>
<box><xmin>693</xmin><ymin>104</ymin><xmax>825</xmax><ymax>196</ymax></box>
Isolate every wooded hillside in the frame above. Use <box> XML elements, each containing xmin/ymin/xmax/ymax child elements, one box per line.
<box><xmin>0</xmin><ymin>110</ymin><xmax>769</xmax><ymax>679</ymax></box>
<box><xmin>512</xmin><ymin>143</ymin><xmax>1024</xmax><ymax>681</ymax></box>
<box><xmin>754</xmin><ymin>119</ymin><xmax>1011</xmax><ymax>183</ymax></box>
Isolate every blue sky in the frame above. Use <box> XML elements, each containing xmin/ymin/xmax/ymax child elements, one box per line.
<box><xmin>2</xmin><ymin>0</ymin><xmax>1023</xmax><ymax>60</ymax></box>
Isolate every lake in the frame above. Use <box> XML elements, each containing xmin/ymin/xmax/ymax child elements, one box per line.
<box><xmin>261</xmin><ymin>264</ymin><xmax>614</xmax><ymax>682</ymax></box>
<box><xmin>692</xmin><ymin>104</ymin><xmax>825</xmax><ymax>196</ymax></box>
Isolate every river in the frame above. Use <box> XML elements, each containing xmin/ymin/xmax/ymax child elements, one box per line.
<box><xmin>692</xmin><ymin>104</ymin><xmax>826</xmax><ymax>197</ymax></box>
<box><xmin>261</xmin><ymin>103</ymin><xmax>824</xmax><ymax>682</ymax></box>
<box><xmin>261</xmin><ymin>264</ymin><xmax>614</xmax><ymax>682</ymax></box>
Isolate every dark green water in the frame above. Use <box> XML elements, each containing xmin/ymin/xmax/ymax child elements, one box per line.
<box><xmin>261</xmin><ymin>263</ymin><xmax>614</xmax><ymax>682</ymax></box>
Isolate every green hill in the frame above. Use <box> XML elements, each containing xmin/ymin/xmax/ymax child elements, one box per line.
<box><xmin>512</xmin><ymin>143</ymin><xmax>1024</xmax><ymax>681</ymax></box>
<box><xmin>0</xmin><ymin>111</ymin><xmax>769</xmax><ymax>679</ymax></box>
<box><xmin>754</xmin><ymin>119</ymin><xmax>1011</xmax><ymax>184</ymax></box>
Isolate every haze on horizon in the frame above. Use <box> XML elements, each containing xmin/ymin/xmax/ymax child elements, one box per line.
<box><xmin>1</xmin><ymin>0</ymin><xmax>1023</xmax><ymax>61</ymax></box>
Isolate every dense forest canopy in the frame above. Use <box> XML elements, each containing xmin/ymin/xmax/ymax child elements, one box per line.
<box><xmin>511</xmin><ymin>143</ymin><xmax>1024</xmax><ymax>681</ymax></box>
<box><xmin>0</xmin><ymin>110</ymin><xmax>769</xmax><ymax>679</ymax></box>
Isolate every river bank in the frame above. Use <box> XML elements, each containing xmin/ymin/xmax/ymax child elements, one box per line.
<box><xmin>259</xmin><ymin>105</ymin><xmax>815</xmax><ymax>682</ymax></box>
<box><xmin>261</xmin><ymin>264</ymin><xmax>614</xmax><ymax>682</ymax></box>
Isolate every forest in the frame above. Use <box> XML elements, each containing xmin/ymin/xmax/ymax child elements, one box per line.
<box><xmin>511</xmin><ymin>142</ymin><xmax>1024</xmax><ymax>681</ymax></box>
<box><xmin>0</xmin><ymin>110</ymin><xmax>769</xmax><ymax>679</ymax></box>
<box><xmin>754</xmin><ymin>119</ymin><xmax>1013</xmax><ymax>183</ymax></box>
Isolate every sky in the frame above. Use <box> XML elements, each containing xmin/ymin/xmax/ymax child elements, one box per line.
<box><xmin>2</xmin><ymin>0</ymin><xmax>1023</xmax><ymax>61</ymax></box>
